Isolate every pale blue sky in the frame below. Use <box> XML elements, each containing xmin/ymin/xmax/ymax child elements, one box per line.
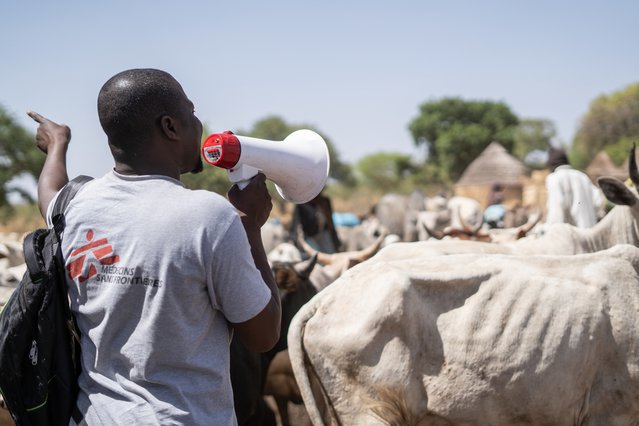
<box><xmin>2</xmin><ymin>0</ymin><xmax>638</xmax><ymax>182</ymax></box>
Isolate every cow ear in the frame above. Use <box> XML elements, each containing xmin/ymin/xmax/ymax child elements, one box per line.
<box><xmin>294</xmin><ymin>253</ymin><xmax>318</xmax><ymax>279</ymax></box>
<box><xmin>598</xmin><ymin>177</ymin><xmax>638</xmax><ymax>206</ymax></box>
<box><xmin>274</xmin><ymin>267</ymin><xmax>298</xmax><ymax>291</ymax></box>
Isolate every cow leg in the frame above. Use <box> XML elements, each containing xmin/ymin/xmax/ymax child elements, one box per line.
<box><xmin>241</xmin><ymin>399</ymin><xmax>276</xmax><ymax>426</ymax></box>
<box><xmin>264</xmin><ymin>350</ymin><xmax>307</xmax><ymax>426</ymax></box>
<box><xmin>275</xmin><ymin>397</ymin><xmax>290</xmax><ymax>426</ymax></box>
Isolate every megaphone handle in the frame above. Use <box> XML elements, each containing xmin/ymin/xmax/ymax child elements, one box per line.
<box><xmin>228</xmin><ymin>165</ymin><xmax>260</xmax><ymax>190</ymax></box>
<box><xmin>236</xmin><ymin>179</ymin><xmax>250</xmax><ymax>190</ymax></box>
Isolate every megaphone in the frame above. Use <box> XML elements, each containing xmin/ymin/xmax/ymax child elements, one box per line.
<box><xmin>201</xmin><ymin>129</ymin><xmax>330</xmax><ymax>204</ymax></box>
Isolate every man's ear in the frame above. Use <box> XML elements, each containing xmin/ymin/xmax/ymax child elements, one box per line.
<box><xmin>159</xmin><ymin>115</ymin><xmax>179</xmax><ymax>141</ymax></box>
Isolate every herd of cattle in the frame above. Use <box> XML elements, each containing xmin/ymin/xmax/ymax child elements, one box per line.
<box><xmin>3</xmin><ymin>147</ymin><xmax>639</xmax><ymax>425</ymax></box>
<box><xmin>244</xmin><ymin>146</ymin><xmax>639</xmax><ymax>425</ymax></box>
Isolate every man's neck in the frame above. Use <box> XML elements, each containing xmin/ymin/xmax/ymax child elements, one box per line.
<box><xmin>114</xmin><ymin>162</ymin><xmax>179</xmax><ymax>180</ymax></box>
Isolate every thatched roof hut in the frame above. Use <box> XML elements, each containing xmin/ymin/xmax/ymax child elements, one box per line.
<box><xmin>455</xmin><ymin>142</ymin><xmax>530</xmax><ymax>208</ymax></box>
<box><xmin>586</xmin><ymin>151</ymin><xmax>626</xmax><ymax>182</ymax></box>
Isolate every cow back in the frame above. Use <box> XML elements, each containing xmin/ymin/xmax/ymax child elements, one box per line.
<box><xmin>289</xmin><ymin>244</ymin><xmax>639</xmax><ymax>425</ymax></box>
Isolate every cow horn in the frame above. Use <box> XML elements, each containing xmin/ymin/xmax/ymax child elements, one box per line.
<box><xmin>296</xmin><ymin>226</ymin><xmax>333</xmax><ymax>265</ymax></box>
<box><xmin>629</xmin><ymin>143</ymin><xmax>639</xmax><ymax>188</ymax></box>
<box><xmin>420</xmin><ymin>221</ymin><xmax>444</xmax><ymax>240</ymax></box>
<box><xmin>516</xmin><ymin>208</ymin><xmax>542</xmax><ymax>237</ymax></box>
<box><xmin>351</xmin><ymin>231</ymin><xmax>387</xmax><ymax>263</ymax></box>
<box><xmin>294</xmin><ymin>253</ymin><xmax>318</xmax><ymax>279</ymax></box>
<box><xmin>442</xmin><ymin>227</ymin><xmax>469</xmax><ymax>239</ymax></box>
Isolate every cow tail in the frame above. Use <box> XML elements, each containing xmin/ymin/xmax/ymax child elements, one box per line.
<box><xmin>287</xmin><ymin>298</ymin><xmax>341</xmax><ymax>426</ymax></box>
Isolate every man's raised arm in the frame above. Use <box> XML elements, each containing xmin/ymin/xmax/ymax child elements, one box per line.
<box><xmin>27</xmin><ymin>111</ymin><xmax>71</xmax><ymax>218</ymax></box>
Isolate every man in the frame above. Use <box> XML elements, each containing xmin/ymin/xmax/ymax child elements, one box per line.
<box><xmin>28</xmin><ymin>68</ymin><xmax>281</xmax><ymax>425</ymax></box>
<box><xmin>545</xmin><ymin>147</ymin><xmax>603</xmax><ymax>228</ymax></box>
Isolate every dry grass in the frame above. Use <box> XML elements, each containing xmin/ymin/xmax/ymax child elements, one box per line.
<box><xmin>326</xmin><ymin>186</ymin><xmax>381</xmax><ymax>217</ymax></box>
<box><xmin>0</xmin><ymin>204</ymin><xmax>45</xmax><ymax>234</ymax></box>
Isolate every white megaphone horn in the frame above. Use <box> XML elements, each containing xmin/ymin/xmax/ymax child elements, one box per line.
<box><xmin>201</xmin><ymin>129</ymin><xmax>330</xmax><ymax>204</ymax></box>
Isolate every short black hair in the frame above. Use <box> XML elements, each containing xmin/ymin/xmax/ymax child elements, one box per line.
<box><xmin>97</xmin><ymin>68</ymin><xmax>185</xmax><ymax>150</ymax></box>
<box><xmin>547</xmin><ymin>147</ymin><xmax>569</xmax><ymax>171</ymax></box>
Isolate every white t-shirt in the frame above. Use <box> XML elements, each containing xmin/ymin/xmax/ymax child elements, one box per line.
<box><xmin>545</xmin><ymin>165</ymin><xmax>603</xmax><ymax>228</ymax></box>
<box><xmin>47</xmin><ymin>171</ymin><xmax>271</xmax><ymax>426</ymax></box>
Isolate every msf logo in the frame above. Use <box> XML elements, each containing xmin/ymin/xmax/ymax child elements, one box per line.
<box><xmin>67</xmin><ymin>230</ymin><xmax>120</xmax><ymax>283</ymax></box>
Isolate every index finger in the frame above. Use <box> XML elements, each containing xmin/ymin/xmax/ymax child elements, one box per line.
<box><xmin>26</xmin><ymin>111</ymin><xmax>48</xmax><ymax>124</ymax></box>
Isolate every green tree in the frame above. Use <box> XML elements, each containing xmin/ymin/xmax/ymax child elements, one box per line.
<box><xmin>572</xmin><ymin>82</ymin><xmax>639</xmax><ymax>168</ymax></box>
<box><xmin>512</xmin><ymin>118</ymin><xmax>556</xmax><ymax>161</ymax></box>
<box><xmin>355</xmin><ymin>152</ymin><xmax>415</xmax><ymax>193</ymax></box>
<box><xmin>0</xmin><ymin>106</ymin><xmax>44</xmax><ymax>211</ymax></box>
<box><xmin>408</xmin><ymin>97</ymin><xmax>519</xmax><ymax>183</ymax></box>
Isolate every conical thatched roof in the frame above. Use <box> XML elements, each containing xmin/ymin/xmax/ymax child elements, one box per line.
<box><xmin>586</xmin><ymin>151</ymin><xmax>626</xmax><ymax>181</ymax></box>
<box><xmin>456</xmin><ymin>142</ymin><xmax>529</xmax><ymax>187</ymax></box>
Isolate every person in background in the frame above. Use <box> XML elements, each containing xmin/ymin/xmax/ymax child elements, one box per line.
<box><xmin>545</xmin><ymin>147</ymin><xmax>603</xmax><ymax>228</ymax></box>
<box><xmin>484</xmin><ymin>182</ymin><xmax>506</xmax><ymax>229</ymax></box>
<box><xmin>29</xmin><ymin>68</ymin><xmax>281</xmax><ymax>426</ymax></box>
<box><xmin>290</xmin><ymin>191</ymin><xmax>342</xmax><ymax>254</ymax></box>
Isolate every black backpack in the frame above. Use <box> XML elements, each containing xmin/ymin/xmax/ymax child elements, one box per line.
<box><xmin>0</xmin><ymin>175</ymin><xmax>92</xmax><ymax>426</ymax></box>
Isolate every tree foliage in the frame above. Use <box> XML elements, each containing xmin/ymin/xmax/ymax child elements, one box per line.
<box><xmin>408</xmin><ymin>97</ymin><xmax>519</xmax><ymax>183</ymax></box>
<box><xmin>355</xmin><ymin>152</ymin><xmax>416</xmax><ymax>193</ymax></box>
<box><xmin>512</xmin><ymin>118</ymin><xmax>556</xmax><ymax>161</ymax></box>
<box><xmin>0</xmin><ymin>106</ymin><xmax>44</xmax><ymax>210</ymax></box>
<box><xmin>572</xmin><ymin>82</ymin><xmax>639</xmax><ymax>168</ymax></box>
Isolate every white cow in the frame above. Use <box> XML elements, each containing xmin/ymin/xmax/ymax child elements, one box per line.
<box><xmin>268</xmin><ymin>230</ymin><xmax>387</xmax><ymax>293</ymax></box>
<box><xmin>336</xmin><ymin>216</ymin><xmax>396</xmax><ymax>251</ymax></box>
<box><xmin>289</xmin><ymin>244</ymin><xmax>639</xmax><ymax>425</ymax></box>
<box><xmin>295</xmin><ymin>231</ymin><xmax>387</xmax><ymax>290</ymax></box>
<box><xmin>0</xmin><ymin>232</ymin><xmax>27</xmax><ymax>306</ymax></box>
<box><xmin>264</xmin><ymin>236</ymin><xmax>386</xmax><ymax>424</ymax></box>
<box><xmin>367</xmin><ymin>192</ymin><xmax>422</xmax><ymax>243</ymax></box>
<box><xmin>371</xmin><ymin>172</ymin><xmax>639</xmax><ymax>262</ymax></box>
<box><xmin>417</xmin><ymin>196</ymin><xmax>484</xmax><ymax>241</ymax></box>
<box><xmin>261</xmin><ymin>218</ymin><xmax>290</xmax><ymax>255</ymax></box>
<box><xmin>418</xmin><ymin>209</ymin><xmax>542</xmax><ymax>244</ymax></box>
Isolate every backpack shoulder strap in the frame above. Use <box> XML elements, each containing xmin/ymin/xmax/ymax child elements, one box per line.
<box><xmin>50</xmin><ymin>176</ymin><xmax>94</xmax><ymax>345</ymax></box>
<box><xmin>51</xmin><ymin>175</ymin><xmax>93</xmax><ymax>233</ymax></box>
<box><xmin>52</xmin><ymin>175</ymin><xmax>94</xmax><ymax>218</ymax></box>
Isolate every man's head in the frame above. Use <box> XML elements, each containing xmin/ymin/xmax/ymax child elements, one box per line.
<box><xmin>546</xmin><ymin>147</ymin><xmax>569</xmax><ymax>172</ymax></box>
<box><xmin>98</xmin><ymin>68</ymin><xmax>203</xmax><ymax>175</ymax></box>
